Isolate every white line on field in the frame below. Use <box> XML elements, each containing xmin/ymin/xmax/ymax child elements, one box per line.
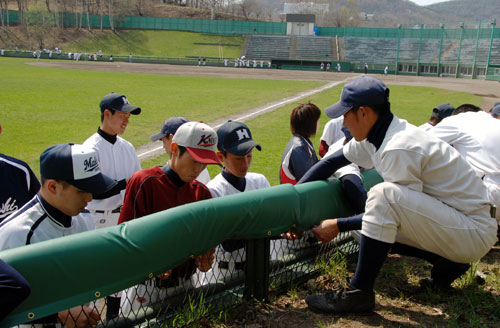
<box><xmin>137</xmin><ymin>77</ymin><xmax>353</xmax><ymax>160</ymax></box>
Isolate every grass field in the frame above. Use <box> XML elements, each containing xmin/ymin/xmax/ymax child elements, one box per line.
<box><xmin>66</xmin><ymin>30</ymin><xmax>244</xmax><ymax>59</ymax></box>
<box><xmin>0</xmin><ymin>57</ymin><xmax>323</xmax><ymax>175</ymax></box>
<box><xmin>1</xmin><ymin>52</ymin><xmax>495</xmax><ymax>328</ymax></box>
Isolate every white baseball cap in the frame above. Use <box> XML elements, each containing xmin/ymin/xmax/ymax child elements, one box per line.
<box><xmin>172</xmin><ymin>122</ymin><xmax>222</xmax><ymax>165</ymax></box>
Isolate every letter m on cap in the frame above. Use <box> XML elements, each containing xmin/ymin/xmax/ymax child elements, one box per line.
<box><xmin>236</xmin><ymin>129</ymin><xmax>250</xmax><ymax>141</ymax></box>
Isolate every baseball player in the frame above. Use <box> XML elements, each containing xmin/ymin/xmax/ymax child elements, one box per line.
<box><xmin>150</xmin><ymin>117</ymin><xmax>210</xmax><ymax>185</ymax></box>
<box><xmin>299</xmin><ymin>76</ymin><xmax>497</xmax><ymax>314</ymax></box>
<box><xmin>0</xmin><ymin>122</ymin><xmax>40</xmax><ymax>222</ymax></box>
<box><xmin>418</xmin><ymin>103</ymin><xmax>455</xmax><ymax>131</ymax></box>
<box><xmin>0</xmin><ymin>259</ymin><xmax>31</xmax><ymax>321</ymax></box>
<box><xmin>118</xmin><ymin>122</ymin><xmax>220</xmax><ymax>316</ymax></box>
<box><xmin>82</xmin><ymin>92</ymin><xmax>141</xmax><ymax>320</ymax></box>
<box><xmin>319</xmin><ymin>117</ymin><xmax>344</xmax><ymax>158</ymax></box>
<box><xmin>428</xmin><ymin>109</ymin><xmax>500</xmax><ymax>223</ymax></box>
<box><xmin>0</xmin><ymin>143</ymin><xmax>116</xmax><ymax>327</ymax></box>
<box><xmin>200</xmin><ymin>120</ymin><xmax>270</xmax><ymax>285</ymax></box>
<box><xmin>280</xmin><ymin>102</ymin><xmax>321</xmax><ymax>185</ymax></box>
<box><xmin>491</xmin><ymin>103</ymin><xmax>500</xmax><ymax>119</ymax></box>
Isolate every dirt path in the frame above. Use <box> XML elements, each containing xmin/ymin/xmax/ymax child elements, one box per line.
<box><xmin>32</xmin><ymin>61</ymin><xmax>500</xmax><ymax>161</ymax></box>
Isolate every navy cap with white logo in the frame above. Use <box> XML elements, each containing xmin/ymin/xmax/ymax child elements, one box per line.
<box><xmin>172</xmin><ymin>122</ymin><xmax>222</xmax><ymax>165</ymax></box>
<box><xmin>325</xmin><ymin>76</ymin><xmax>390</xmax><ymax>118</ymax></box>
<box><xmin>150</xmin><ymin>117</ymin><xmax>189</xmax><ymax>141</ymax></box>
<box><xmin>100</xmin><ymin>93</ymin><xmax>141</xmax><ymax>115</ymax></box>
<box><xmin>40</xmin><ymin>143</ymin><xmax>117</xmax><ymax>195</ymax></box>
<box><xmin>217</xmin><ymin>120</ymin><xmax>262</xmax><ymax>156</ymax></box>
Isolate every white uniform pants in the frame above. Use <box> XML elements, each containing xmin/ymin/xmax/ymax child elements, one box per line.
<box><xmin>362</xmin><ymin>182</ymin><xmax>497</xmax><ymax>263</ymax></box>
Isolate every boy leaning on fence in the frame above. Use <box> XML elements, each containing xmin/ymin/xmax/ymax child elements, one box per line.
<box><xmin>117</xmin><ymin>121</ymin><xmax>221</xmax><ymax>317</ymax></box>
<box><xmin>0</xmin><ymin>143</ymin><xmax>116</xmax><ymax>327</ymax></box>
<box><xmin>197</xmin><ymin>120</ymin><xmax>270</xmax><ymax>286</ymax></box>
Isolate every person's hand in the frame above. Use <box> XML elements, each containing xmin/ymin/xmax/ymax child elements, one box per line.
<box><xmin>281</xmin><ymin>229</ymin><xmax>302</xmax><ymax>240</ymax></box>
<box><xmin>157</xmin><ymin>269</ymin><xmax>172</xmax><ymax>280</ymax></box>
<box><xmin>196</xmin><ymin>248</ymin><xmax>215</xmax><ymax>272</ymax></box>
<box><xmin>58</xmin><ymin>305</ymin><xmax>100</xmax><ymax>328</ymax></box>
<box><xmin>312</xmin><ymin>219</ymin><xmax>340</xmax><ymax>243</ymax></box>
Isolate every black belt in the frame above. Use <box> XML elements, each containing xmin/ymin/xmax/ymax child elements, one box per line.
<box><xmin>491</xmin><ymin>205</ymin><xmax>497</xmax><ymax>219</ymax></box>
<box><xmin>94</xmin><ymin>206</ymin><xmax>122</xmax><ymax>214</ymax></box>
<box><xmin>218</xmin><ymin>261</ymin><xmax>245</xmax><ymax>271</ymax></box>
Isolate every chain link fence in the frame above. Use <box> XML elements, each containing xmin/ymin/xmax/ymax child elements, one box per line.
<box><xmin>13</xmin><ymin>231</ymin><xmax>358</xmax><ymax>328</ymax></box>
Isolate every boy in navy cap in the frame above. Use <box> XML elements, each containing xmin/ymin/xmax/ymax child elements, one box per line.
<box><xmin>300</xmin><ymin>76</ymin><xmax>496</xmax><ymax>314</ymax></box>
<box><xmin>418</xmin><ymin>103</ymin><xmax>455</xmax><ymax>131</ymax></box>
<box><xmin>150</xmin><ymin>117</ymin><xmax>210</xmax><ymax>184</ymax></box>
<box><xmin>83</xmin><ymin>92</ymin><xmax>142</xmax><ymax>320</ymax></box>
<box><xmin>201</xmin><ymin>121</ymin><xmax>270</xmax><ymax>284</ymax></box>
<box><xmin>0</xmin><ymin>143</ymin><xmax>116</xmax><ymax>327</ymax></box>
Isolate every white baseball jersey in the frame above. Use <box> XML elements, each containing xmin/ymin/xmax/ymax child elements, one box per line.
<box><xmin>198</xmin><ymin>172</ymin><xmax>270</xmax><ymax>286</ymax></box>
<box><xmin>83</xmin><ymin>133</ymin><xmax>141</xmax><ymax>212</ymax></box>
<box><xmin>0</xmin><ymin>194</ymin><xmax>94</xmax><ymax>250</ymax></box>
<box><xmin>418</xmin><ymin>122</ymin><xmax>433</xmax><ymax>131</ymax></box>
<box><xmin>207</xmin><ymin>172</ymin><xmax>270</xmax><ymax>198</ymax></box>
<box><xmin>195</xmin><ymin>168</ymin><xmax>211</xmax><ymax>185</ymax></box>
<box><xmin>324</xmin><ymin>137</ymin><xmax>362</xmax><ymax>179</ymax></box>
<box><xmin>345</xmin><ymin>115</ymin><xmax>497</xmax><ymax>262</ymax></box>
<box><xmin>320</xmin><ymin>117</ymin><xmax>344</xmax><ymax>147</ymax></box>
<box><xmin>428</xmin><ymin>111</ymin><xmax>500</xmax><ymax>220</ymax></box>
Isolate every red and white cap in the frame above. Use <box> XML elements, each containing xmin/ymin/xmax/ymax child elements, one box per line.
<box><xmin>172</xmin><ymin>122</ymin><xmax>222</xmax><ymax>165</ymax></box>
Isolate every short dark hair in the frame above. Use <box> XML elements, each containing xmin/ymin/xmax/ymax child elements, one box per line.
<box><xmin>100</xmin><ymin>108</ymin><xmax>116</xmax><ymax>122</ymax></box>
<box><xmin>177</xmin><ymin>145</ymin><xmax>188</xmax><ymax>157</ymax></box>
<box><xmin>290</xmin><ymin>102</ymin><xmax>321</xmax><ymax>138</ymax></box>
<box><xmin>452</xmin><ymin>104</ymin><xmax>482</xmax><ymax>115</ymax></box>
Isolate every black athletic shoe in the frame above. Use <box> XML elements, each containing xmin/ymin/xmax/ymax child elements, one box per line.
<box><xmin>305</xmin><ymin>286</ymin><xmax>375</xmax><ymax>314</ymax></box>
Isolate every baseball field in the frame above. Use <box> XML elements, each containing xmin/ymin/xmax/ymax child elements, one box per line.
<box><xmin>0</xmin><ymin>57</ymin><xmax>487</xmax><ymax>185</ymax></box>
<box><xmin>1</xmin><ymin>56</ymin><xmax>499</xmax><ymax>327</ymax></box>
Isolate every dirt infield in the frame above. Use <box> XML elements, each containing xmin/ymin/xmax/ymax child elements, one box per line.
<box><xmin>32</xmin><ymin>61</ymin><xmax>500</xmax><ymax>160</ymax></box>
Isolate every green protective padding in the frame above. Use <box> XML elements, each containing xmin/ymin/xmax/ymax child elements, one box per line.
<box><xmin>0</xmin><ymin>170</ymin><xmax>382</xmax><ymax>327</ymax></box>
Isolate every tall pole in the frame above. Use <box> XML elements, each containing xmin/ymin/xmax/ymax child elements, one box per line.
<box><xmin>472</xmin><ymin>21</ymin><xmax>481</xmax><ymax>79</ymax></box>
<box><xmin>438</xmin><ymin>23</ymin><xmax>444</xmax><ymax>77</ymax></box>
<box><xmin>396</xmin><ymin>24</ymin><xmax>402</xmax><ymax>75</ymax></box>
<box><xmin>417</xmin><ymin>24</ymin><xmax>424</xmax><ymax>76</ymax></box>
<box><xmin>456</xmin><ymin>22</ymin><xmax>464</xmax><ymax>78</ymax></box>
<box><xmin>486</xmin><ymin>19</ymin><xmax>496</xmax><ymax>79</ymax></box>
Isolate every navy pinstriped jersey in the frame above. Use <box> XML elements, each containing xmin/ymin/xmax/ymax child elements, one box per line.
<box><xmin>0</xmin><ymin>154</ymin><xmax>40</xmax><ymax>222</ymax></box>
<box><xmin>0</xmin><ymin>194</ymin><xmax>94</xmax><ymax>251</ymax></box>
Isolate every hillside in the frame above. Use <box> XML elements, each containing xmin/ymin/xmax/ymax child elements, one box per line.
<box><xmin>428</xmin><ymin>0</ymin><xmax>500</xmax><ymax>23</ymax></box>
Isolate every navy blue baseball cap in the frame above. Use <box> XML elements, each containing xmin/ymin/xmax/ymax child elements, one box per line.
<box><xmin>100</xmin><ymin>93</ymin><xmax>141</xmax><ymax>115</ymax></box>
<box><xmin>150</xmin><ymin>117</ymin><xmax>189</xmax><ymax>141</ymax></box>
<box><xmin>433</xmin><ymin>104</ymin><xmax>455</xmax><ymax>119</ymax></box>
<box><xmin>40</xmin><ymin>143</ymin><xmax>117</xmax><ymax>195</ymax></box>
<box><xmin>325</xmin><ymin>76</ymin><xmax>390</xmax><ymax>118</ymax></box>
<box><xmin>492</xmin><ymin>104</ymin><xmax>500</xmax><ymax>116</ymax></box>
<box><xmin>217</xmin><ymin>120</ymin><xmax>262</xmax><ymax>156</ymax></box>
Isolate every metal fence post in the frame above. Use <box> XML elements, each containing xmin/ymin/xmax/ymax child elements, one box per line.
<box><xmin>486</xmin><ymin>19</ymin><xmax>496</xmax><ymax>78</ymax></box>
<box><xmin>456</xmin><ymin>22</ymin><xmax>465</xmax><ymax>78</ymax></box>
<box><xmin>244</xmin><ymin>238</ymin><xmax>270</xmax><ymax>302</ymax></box>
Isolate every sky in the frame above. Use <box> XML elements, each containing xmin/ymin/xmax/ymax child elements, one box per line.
<box><xmin>409</xmin><ymin>0</ymin><xmax>452</xmax><ymax>6</ymax></box>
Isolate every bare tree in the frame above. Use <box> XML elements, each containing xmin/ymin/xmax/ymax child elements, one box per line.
<box><xmin>25</xmin><ymin>2</ymin><xmax>55</xmax><ymax>49</ymax></box>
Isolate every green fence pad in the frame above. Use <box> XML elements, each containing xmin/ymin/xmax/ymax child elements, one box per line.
<box><xmin>0</xmin><ymin>170</ymin><xmax>382</xmax><ymax>326</ymax></box>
